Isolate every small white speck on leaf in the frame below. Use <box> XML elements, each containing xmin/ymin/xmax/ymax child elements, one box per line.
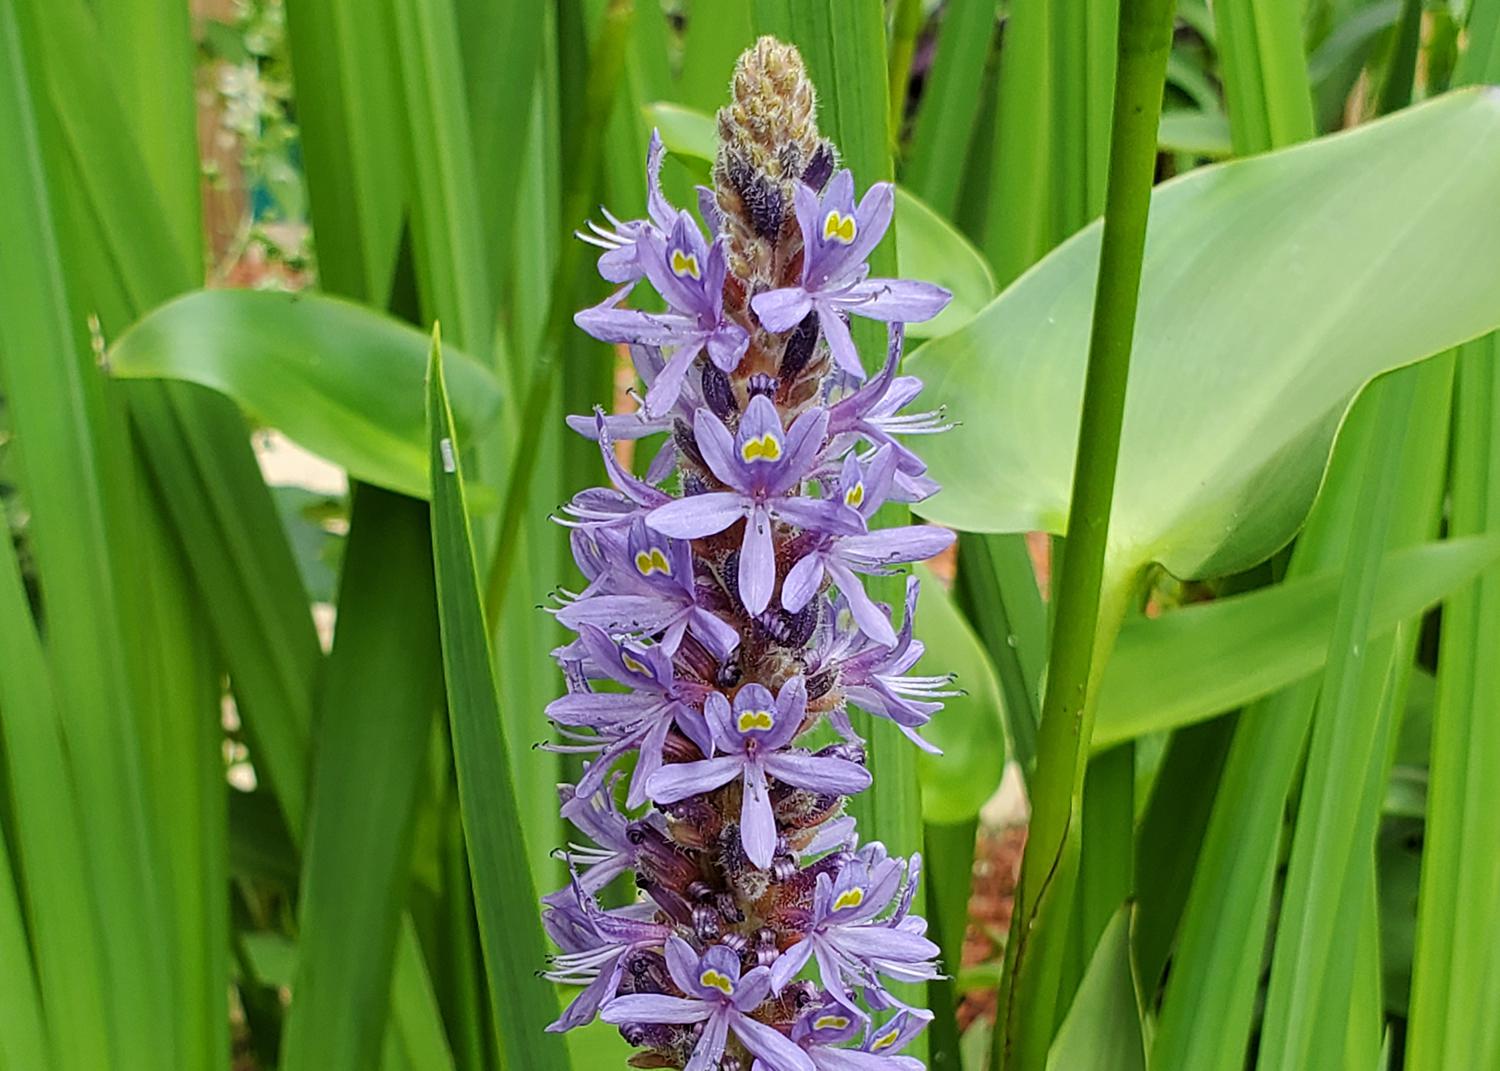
<box><xmin>440</xmin><ymin>436</ymin><xmax>456</xmax><ymax>473</ymax></box>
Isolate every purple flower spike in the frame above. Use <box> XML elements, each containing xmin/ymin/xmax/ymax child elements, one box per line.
<box><xmin>648</xmin><ymin>678</ymin><xmax>870</xmax><ymax>868</ymax></box>
<box><xmin>547</xmin><ymin>38</ymin><xmax>953</xmax><ymax>1067</ymax></box>
<box><xmin>602</xmin><ymin>937</ymin><xmax>816</xmax><ymax>1071</ymax></box>
<box><xmin>751</xmin><ymin>171</ymin><xmax>952</xmax><ymax>379</ymax></box>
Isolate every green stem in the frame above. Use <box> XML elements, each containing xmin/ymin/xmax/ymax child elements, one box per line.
<box><xmin>482</xmin><ymin>0</ymin><xmax>634</xmax><ymax>627</ymax></box>
<box><xmin>993</xmin><ymin>2</ymin><xmax>1174</xmax><ymax>1068</ymax></box>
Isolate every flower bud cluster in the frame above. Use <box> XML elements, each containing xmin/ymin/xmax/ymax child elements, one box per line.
<box><xmin>543</xmin><ymin>37</ymin><xmax>957</xmax><ymax>1070</ymax></box>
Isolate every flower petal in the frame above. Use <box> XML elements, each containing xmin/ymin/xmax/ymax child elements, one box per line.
<box><xmin>818</xmin><ymin>305</ymin><xmax>865</xmax><ymax>379</ymax></box>
<box><xmin>738</xmin><ymin>504</ymin><xmax>776</xmax><ymax>615</ymax></box>
<box><xmin>647</xmin><ymin>755</ymin><xmax>743</xmax><ymax>803</ymax></box>
<box><xmin>781</xmin><ymin>552</ymin><xmax>825</xmax><ymax>613</ymax></box>
<box><xmin>764</xmin><ymin>751</ymin><xmax>871</xmax><ymax>796</ymax></box>
<box><xmin>643</xmin><ymin>337</ymin><xmax>705</xmax><ymax>419</ymax></box>
<box><xmin>732</xmin><ymin>1013</ymin><xmax>817</xmax><ymax>1071</ymax></box>
<box><xmin>647</xmin><ymin>493</ymin><xmax>746</xmax><ymax>538</ymax></box>
<box><xmin>600</xmin><ymin>993</ymin><xmax>712</xmax><ymax>1025</ymax></box>
<box><xmin>752</xmin><ymin>286</ymin><xmax>815</xmax><ymax>333</ymax></box>
<box><xmin>740</xmin><ymin>763</ymin><xmax>777</xmax><ymax>868</ymax></box>
<box><xmin>685</xmin><ymin>1012</ymin><xmax>731</xmax><ymax>1071</ymax></box>
<box><xmin>842</xmin><ymin>278</ymin><xmax>952</xmax><ymax>324</ymax></box>
<box><xmin>692</xmin><ymin>406</ymin><xmax>745</xmax><ymax>489</ymax></box>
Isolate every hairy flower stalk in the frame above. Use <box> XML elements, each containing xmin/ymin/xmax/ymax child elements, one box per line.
<box><xmin>544</xmin><ymin>37</ymin><xmax>957</xmax><ymax>1070</ymax></box>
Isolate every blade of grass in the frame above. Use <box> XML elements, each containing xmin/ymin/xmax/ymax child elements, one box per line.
<box><xmin>1254</xmin><ymin>367</ymin><xmax>1422</xmax><ymax>1071</ymax></box>
<box><xmin>454</xmin><ymin>0</ymin><xmax>545</xmax><ymax>313</ymax></box>
<box><xmin>0</xmin><ymin>8</ymin><xmax>175</xmax><ymax>1066</ymax></box>
<box><xmin>678</xmin><ymin>1</ymin><xmax>755</xmax><ymax>112</ymax></box>
<box><xmin>428</xmin><ymin>334</ymin><xmax>569</xmax><ymax>1068</ymax></box>
<box><xmin>902</xmin><ymin>0</ymin><xmax>999</xmax><ymax>218</ymax></box>
<box><xmin>0</xmin><ymin>821</ymin><xmax>50</xmax><ymax>1071</ymax></box>
<box><xmin>1406</xmin><ymin>14</ymin><xmax>1500</xmax><ymax>1062</ymax></box>
<box><xmin>0</xmin><ymin>515</ymin><xmax>109</xmax><ymax>1071</ymax></box>
<box><xmin>282</xmin><ymin>485</ymin><xmax>447</xmax><ymax>1071</ymax></box>
<box><xmin>133</xmin><ymin>477</ymin><xmax>230</xmax><ymax>1071</ymax></box>
<box><xmin>888</xmin><ymin>0</ymin><xmax>924</xmax><ymax>147</ymax></box>
<box><xmin>996</xmin><ymin>5</ymin><xmax>1175</xmax><ymax>1068</ymax></box>
<box><xmin>1213</xmin><ymin>0</ymin><xmax>1317</xmax><ymax>153</ymax></box>
<box><xmin>1151</xmin><ymin>354</ymin><xmax>1455</xmax><ymax>1071</ymax></box>
<box><xmin>926</xmin><ymin>818</ymin><xmax>979</xmax><ymax>1070</ymax></box>
<box><xmin>1405</xmin><ymin>339</ymin><xmax>1500</xmax><ymax>1067</ymax></box>
<box><xmin>283</xmin><ymin>0</ymin><xmax>406</xmax><ymax>303</ymax></box>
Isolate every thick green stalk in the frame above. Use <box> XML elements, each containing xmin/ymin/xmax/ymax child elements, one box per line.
<box><xmin>995</xmin><ymin>3</ymin><xmax>1174</xmax><ymax>1067</ymax></box>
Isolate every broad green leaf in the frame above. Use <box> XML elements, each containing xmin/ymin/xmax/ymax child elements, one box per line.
<box><xmin>108</xmin><ymin>289</ymin><xmax>502</xmax><ymax>501</ymax></box>
<box><xmin>643</xmin><ymin>101</ymin><xmax>996</xmax><ymax>339</ymax></box>
<box><xmin>282</xmin><ymin>486</ymin><xmax>446</xmax><ymax>1071</ymax></box>
<box><xmin>1046</xmin><ymin>908</ymin><xmax>1146</xmax><ymax>1071</ymax></box>
<box><xmin>911</xmin><ymin>89</ymin><xmax>1500</xmax><ymax>584</ymax></box>
<box><xmin>914</xmin><ymin>565</ymin><xmax>1008</xmax><ymax>823</ymax></box>
<box><xmin>1094</xmin><ymin>535</ymin><xmax>1500</xmax><ymax>747</ymax></box>
<box><xmin>427</xmin><ymin>335</ymin><xmax>568</xmax><ymax>1068</ymax></box>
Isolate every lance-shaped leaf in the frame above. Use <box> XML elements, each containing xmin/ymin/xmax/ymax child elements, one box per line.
<box><xmin>909</xmin><ymin>88</ymin><xmax>1500</xmax><ymax>583</ymax></box>
<box><xmin>107</xmin><ymin>289</ymin><xmax>502</xmax><ymax>501</ymax></box>
<box><xmin>427</xmin><ymin>332</ymin><xmax>569</xmax><ymax>1068</ymax></box>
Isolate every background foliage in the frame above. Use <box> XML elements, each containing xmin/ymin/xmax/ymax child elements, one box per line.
<box><xmin>0</xmin><ymin>0</ymin><xmax>1497</xmax><ymax>1069</ymax></box>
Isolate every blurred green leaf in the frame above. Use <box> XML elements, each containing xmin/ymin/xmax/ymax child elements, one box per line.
<box><xmin>281</xmin><ymin>486</ymin><xmax>446</xmax><ymax>1071</ymax></box>
<box><xmin>912</xmin><ymin>89</ymin><xmax>1500</xmax><ymax>584</ymax></box>
<box><xmin>903</xmin><ymin>0</ymin><xmax>997</xmax><ymax>218</ymax></box>
<box><xmin>108</xmin><ymin>289</ymin><xmax>502</xmax><ymax>501</ymax></box>
<box><xmin>914</xmin><ymin>565</ymin><xmax>1008</xmax><ymax>822</ymax></box>
<box><xmin>1045</xmin><ymin>907</ymin><xmax>1146</xmax><ymax>1071</ymax></box>
<box><xmin>1158</xmin><ymin>110</ymin><xmax>1233</xmax><ymax>157</ymax></box>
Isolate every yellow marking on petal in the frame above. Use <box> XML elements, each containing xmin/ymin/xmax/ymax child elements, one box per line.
<box><xmin>737</xmin><ymin>709</ymin><xmax>775</xmax><ymax>733</ymax></box>
<box><xmin>872</xmin><ymin>1026</ymin><xmax>900</xmax><ymax>1051</ymax></box>
<box><xmin>740</xmin><ymin>433</ymin><xmax>783</xmax><ymax>463</ymax></box>
<box><xmin>814</xmin><ymin>1015</ymin><xmax>852</xmax><ymax>1031</ymax></box>
<box><xmin>670</xmin><ymin>248</ymin><xmax>702</xmax><ymax>279</ymax></box>
<box><xmin>621</xmin><ymin>652</ymin><xmax>649</xmax><ymax>675</ymax></box>
<box><xmin>635</xmin><ymin>548</ymin><xmax>672</xmax><ymax>577</ymax></box>
<box><xmin>700</xmin><ymin>969</ymin><xmax>735</xmax><ymax>995</ymax></box>
<box><xmin>844</xmin><ymin>481</ymin><xmax>865</xmax><ymax>509</ymax></box>
<box><xmin>823</xmin><ymin>210</ymin><xmax>857</xmax><ymax>244</ymax></box>
<box><xmin>832</xmin><ymin>887</ymin><xmax>865</xmax><ymax>913</ymax></box>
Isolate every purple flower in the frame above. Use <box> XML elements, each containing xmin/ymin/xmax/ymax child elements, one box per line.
<box><xmin>575</xmin><ymin>212</ymin><xmax>749</xmax><ymax>418</ymax></box>
<box><xmin>756</xmin><ymin>1001</ymin><xmax>928</xmax><ymax>1070</ymax></box>
<box><xmin>782</xmin><ymin>446</ymin><xmax>956</xmax><ymax>646</ymax></box>
<box><xmin>768</xmin><ymin>846</ymin><xmax>939</xmax><ymax>1009</ymax></box>
<box><xmin>556</xmin><ymin>518</ymin><xmax>740</xmax><ymax>658</ymax></box>
<box><xmin>647</xmin><ymin>678</ymin><xmax>871</xmax><ymax>868</ymax></box>
<box><xmin>826</xmin><ymin>326</ymin><xmax>949</xmax><ymax>503</ymax></box>
<box><xmin>543</xmin><ymin>875</ymin><xmax>672</xmax><ymax>1032</ymax></box>
<box><xmin>750</xmin><ymin>171</ymin><xmax>951</xmax><ymax>379</ymax></box>
<box><xmin>565</xmin><ymin>344</ymin><xmax>695</xmax><ymax>483</ymax></box>
<box><xmin>576</xmin><ymin>129</ymin><xmax>677</xmax><ymax>284</ymax></box>
<box><xmin>811</xmin><ymin>578</ymin><xmax>954</xmax><ymax>754</ymax></box>
<box><xmin>545</xmin><ymin>624</ymin><xmax>713</xmax><ymax>806</ymax></box>
<box><xmin>555</xmin><ymin>777</ymin><xmax>641</xmax><ymax>895</ymax></box>
<box><xmin>601</xmin><ymin>936</ymin><xmax>816</xmax><ymax>1071</ymax></box>
<box><xmin>646</xmin><ymin>395</ymin><xmax>862</xmax><ymax>614</ymax></box>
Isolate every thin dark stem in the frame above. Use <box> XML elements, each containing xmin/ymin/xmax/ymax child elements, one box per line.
<box><xmin>994</xmin><ymin>1</ymin><xmax>1175</xmax><ymax>1068</ymax></box>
